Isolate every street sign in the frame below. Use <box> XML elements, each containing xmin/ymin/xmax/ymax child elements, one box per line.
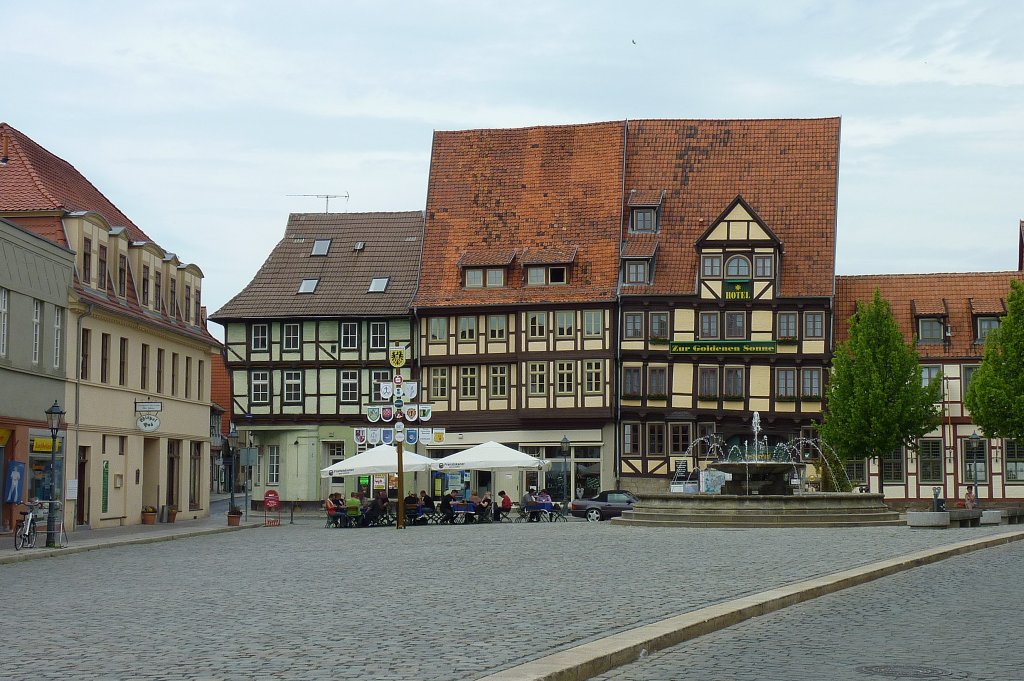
<box><xmin>264</xmin><ymin>490</ymin><xmax>280</xmax><ymax>509</ymax></box>
<box><xmin>135</xmin><ymin>401</ymin><xmax>163</xmax><ymax>412</ymax></box>
<box><xmin>389</xmin><ymin>348</ymin><xmax>406</xmax><ymax>368</ymax></box>
<box><xmin>393</xmin><ymin>374</ymin><xmax>403</xmax><ymax>386</ymax></box>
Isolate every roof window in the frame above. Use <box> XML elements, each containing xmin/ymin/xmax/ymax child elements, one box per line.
<box><xmin>354</xmin><ymin>241</ymin><xmax>365</xmax><ymax>251</ymax></box>
<box><xmin>311</xmin><ymin>239</ymin><xmax>331</xmax><ymax>256</ymax></box>
<box><xmin>368</xmin><ymin>277</ymin><xmax>389</xmax><ymax>292</ymax></box>
<box><xmin>298</xmin><ymin>279</ymin><xmax>319</xmax><ymax>294</ymax></box>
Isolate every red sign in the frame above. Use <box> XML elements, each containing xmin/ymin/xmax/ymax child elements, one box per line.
<box><xmin>264</xmin><ymin>490</ymin><xmax>280</xmax><ymax>509</ymax></box>
<box><xmin>393</xmin><ymin>375</ymin><xmax>403</xmax><ymax>386</ymax></box>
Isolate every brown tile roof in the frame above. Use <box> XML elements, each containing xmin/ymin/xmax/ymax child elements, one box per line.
<box><xmin>0</xmin><ymin>123</ymin><xmax>151</xmax><ymax>244</ymax></box>
<box><xmin>835</xmin><ymin>272</ymin><xmax>1024</xmax><ymax>359</ymax></box>
<box><xmin>627</xmin><ymin>189</ymin><xmax>664</xmax><ymax>207</ymax></box>
<box><xmin>415</xmin><ymin>122</ymin><xmax>625</xmax><ymax>308</ymax></box>
<box><xmin>911</xmin><ymin>299</ymin><xmax>947</xmax><ymax>316</ymax></box>
<box><xmin>211</xmin><ymin>352</ymin><xmax>232</xmax><ymax>437</ymax></box>
<box><xmin>212</xmin><ymin>211</ymin><xmax>423</xmax><ymax>320</ymax></box>
<box><xmin>622</xmin><ymin>118</ymin><xmax>840</xmax><ymax>298</ymax></box>
<box><xmin>458</xmin><ymin>249</ymin><xmax>518</xmax><ymax>267</ymax></box>
<box><xmin>520</xmin><ymin>246</ymin><xmax>578</xmax><ymax>265</ymax></box>
<box><xmin>621</xmin><ymin>236</ymin><xmax>659</xmax><ymax>258</ymax></box>
<box><xmin>970</xmin><ymin>298</ymin><xmax>1006</xmax><ymax>315</ymax></box>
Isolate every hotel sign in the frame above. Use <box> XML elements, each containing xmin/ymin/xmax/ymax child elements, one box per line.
<box><xmin>671</xmin><ymin>341</ymin><xmax>777</xmax><ymax>354</ymax></box>
<box><xmin>723</xmin><ymin>280</ymin><xmax>753</xmax><ymax>301</ymax></box>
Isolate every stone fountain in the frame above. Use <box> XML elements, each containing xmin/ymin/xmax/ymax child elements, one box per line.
<box><xmin>612</xmin><ymin>413</ymin><xmax>902</xmax><ymax>528</ymax></box>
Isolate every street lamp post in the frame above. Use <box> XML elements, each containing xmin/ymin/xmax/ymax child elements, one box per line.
<box><xmin>44</xmin><ymin>400</ymin><xmax>66</xmax><ymax>548</ymax></box>
<box><xmin>970</xmin><ymin>432</ymin><xmax>982</xmax><ymax>505</ymax></box>
<box><xmin>226</xmin><ymin>423</ymin><xmax>238</xmax><ymax>513</ymax></box>
<box><xmin>560</xmin><ymin>435</ymin><xmax>570</xmax><ymax>505</ymax></box>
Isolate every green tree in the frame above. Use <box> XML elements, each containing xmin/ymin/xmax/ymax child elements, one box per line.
<box><xmin>964</xmin><ymin>279</ymin><xmax>1024</xmax><ymax>441</ymax></box>
<box><xmin>818</xmin><ymin>289</ymin><xmax>942</xmax><ymax>486</ymax></box>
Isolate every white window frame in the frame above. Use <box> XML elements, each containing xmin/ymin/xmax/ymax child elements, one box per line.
<box><xmin>429</xmin><ymin>367</ymin><xmax>448</xmax><ymax>399</ymax></box>
<box><xmin>487</xmin><ymin>315</ymin><xmax>506</xmax><ymax>341</ymax></box>
<box><xmin>283</xmin><ymin>370</ymin><xmax>302</xmax><ymax>404</ymax></box>
<box><xmin>311</xmin><ymin>239</ymin><xmax>331</xmax><ymax>256</ymax></box>
<box><xmin>584</xmin><ymin>360</ymin><xmax>603</xmax><ymax>394</ymax></box>
<box><xmin>368</xmin><ymin>277</ymin><xmax>389</xmax><ymax>293</ymax></box>
<box><xmin>702</xmin><ymin>254</ymin><xmax>722</xmax><ymax>278</ymax></box>
<box><xmin>298</xmin><ymin>279</ymin><xmax>319</xmax><ymax>294</ymax></box>
<box><xmin>754</xmin><ymin>254</ymin><xmax>774</xmax><ymax>278</ymax></box>
<box><xmin>801</xmin><ymin>367</ymin><xmax>822</xmax><ymax>399</ymax></box>
<box><xmin>458</xmin><ymin>316</ymin><xmax>477</xmax><ymax>341</ymax></box>
<box><xmin>555</xmin><ymin>311</ymin><xmax>574</xmax><ymax>338</ymax></box>
<box><xmin>251</xmin><ymin>370</ymin><xmax>270</xmax><ymax>403</ymax></box>
<box><xmin>429</xmin><ymin>317</ymin><xmax>448</xmax><ymax>342</ymax></box>
<box><xmin>527</xmin><ymin>312</ymin><xmax>546</xmax><ymax>339</ymax></box>
<box><xmin>526</xmin><ymin>267</ymin><xmax>545</xmax><ymax>286</ymax></box>
<box><xmin>624</xmin><ymin>312</ymin><xmax>644</xmax><ymax>339</ymax></box>
<box><xmin>371</xmin><ymin>369</ymin><xmax>391</xmax><ymax>402</ymax></box>
<box><xmin>631</xmin><ymin>207</ymin><xmax>657</xmax><ymax>233</ymax></box>
<box><xmin>528</xmin><ymin>362</ymin><xmax>547</xmax><ymax>396</ymax></box>
<box><xmin>485</xmin><ymin>268</ymin><xmax>505</xmax><ymax>287</ymax></box>
<box><xmin>283</xmin><ymin>323</ymin><xmax>301</xmax><ymax>352</ymax></box>
<box><xmin>459</xmin><ymin>366</ymin><xmax>478</xmax><ymax>399</ymax></box>
<box><xmin>53</xmin><ymin>306</ymin><xmax>63</xmax><ymax>368</ymax></box>
<box><xmin>556</xmin><ymin>361</ymin><xmax>575</xmax><ymax>395</ymax></box>
<box><xmin>583</xmin><ymin>310</ymin><xmax>603</xmax><ymax>338</ymax></box>
<box><xmin>339</xmin><ymin>370</ymin><xmax>358</xmax><ymax>403</ymax></box>
<box><xmin>369</xmin><ymin>321</ymin><xmax>387</xmax><ymax>350</ymax></box>
<box><xmin>0</xmin><ymin>288</ymin><xmax>8</xmax><ymax>357</ymax></box>
<box><xmin>267</xmin><ymin>445</ymin><xmax>280</xmax><ymax>485</ymax></box>
<box><xmin>725</xmin><ymin>255</ymin><xmax>751</xmax><ymax>279</ymax></box>
<box><xmin>340</xmin><ymin>322</ymin><xmax>358</xmax><ymax>350</ymax></box>
<box><xmin>488</xmin><ymin>365</ymin><xmax>508</xmax><ymax>398</ymax></box>
<box><xmin>32</xmin><ymin>300</ymin><xmax>41</xmax><ymax>364</ymax></box>
<box><xmin>625</xmin><ymin>260</ymin><xmax>648</xmax><ymax>285</ymax></box>
<box><xmin>251</xmin><ymin>324</ymin><xmax>269</xmax><ymax>351</ymax></box>
<box><xmin>465</xmin><ymin>269</ymin><xmax>483</xmax><ymax>288</ymax></box>
<box><xmin>976</xmin><ymin>316</ymin><xmax>1000</xmax><ymax>342</ymax></box>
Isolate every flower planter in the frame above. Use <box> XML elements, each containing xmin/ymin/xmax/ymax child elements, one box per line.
<box><xmin>167</xmin><ymin>510</ymin><xmax>177</xmax><ymax>523</ymax></box>
<box><xmin>141</xmin><ymin>512</ymin><xmax>157</xmax><ymax>525</ymax></box>
<box><xmin>227</xmin><ymin>514</ymin><xmax>241</xmax><ymax>527</ymax></box>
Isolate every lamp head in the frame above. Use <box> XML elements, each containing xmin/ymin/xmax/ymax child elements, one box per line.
<box><xmin>227</xmin><ymin>423</ymin><xmax>239</xmax><ymax>448</ymax></box>
<box><xmin>44</xmin><ymin>400</ymin><xmax>65</xmax><ymax>433</ymax></box>
<box><xmin>560</xmin><ymin>435</ymin><xmax>570</xmax><ymax>455</ymax></box>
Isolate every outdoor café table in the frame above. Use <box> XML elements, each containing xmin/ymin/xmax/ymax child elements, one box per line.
<box><xmin>528</xmin><ymin>499</ymin><xmax>552</xmax><ymax>520</ymax></box>
<box><xmin>451</xmin><ymin>502</ymin><xmax>476</xmax><ymax>524</ymax></box>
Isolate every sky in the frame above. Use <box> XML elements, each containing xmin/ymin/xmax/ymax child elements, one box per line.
<box><xmin>4</xmin><ymin>1</ymin><xmax>1023</xmax><ymax>337</ymax></box>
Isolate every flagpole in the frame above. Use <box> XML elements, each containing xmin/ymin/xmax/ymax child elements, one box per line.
<box><xmin>396</xmin><ymin>437</ymin><xmax>405</xmax><ymax>529</ymax></box>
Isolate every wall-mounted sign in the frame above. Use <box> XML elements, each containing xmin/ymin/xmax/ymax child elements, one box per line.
<box><xmin>670</xmin><ymin>341</ymin><xmax>777</xmax><ymax>354</ymax></box>
<box><xmin>135</xmin><ymin>401</ymin><xmax>163</xmax><ymax>413</ymax></box>
<box><xmin>31</xmin><ymin>438</ymin><xmax>62</xmax><ymax>453</ymax></box>
<box><xmin>723</xmin><ymin>280</ymin><xmax>753</xmax><ymax>301</ymax></box>
<box><xmin>389</xmin><ymin>348</ymin><xmax>406</xmax><ymax>368</ymax></box>
<box><xmin>137</xmin><ymin>414</ymin><xmax>161</xmax><ymax>432</ymax></box>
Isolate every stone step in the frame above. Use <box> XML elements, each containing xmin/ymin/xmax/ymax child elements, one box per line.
<box><xmin>610</xmin><ymin>516</ymin><xmax>906</xmax><ymax>528</ymax></box>
<box><xmin>629</xmin><ymin>507</ymin><xmax>900</xmax><ymax>518</ymax></box>
<box><xmin>625</xmin><ymin>510</ymin><xmax>901</xmax><ymax>523</ymax></box>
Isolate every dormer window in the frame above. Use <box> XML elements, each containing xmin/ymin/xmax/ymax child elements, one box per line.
<box><xmin>526</xmin><ymin>265</ymin><xmax>567</xmax><ymax>286</ymax></box>
<box><xmin>465</xmin><ymin>268</ymin><xmax>506</xmax><ymax>288</ymax></box>
<box><xmin>298</xmin><ymin>278</ymin><xmax>319</xmax><ymax>293</ymax></box>
<box><xmin>631</xmin><ymin>208</ymin><xmax>657</xmax><ymax>233</ymax></box>
<box><xmin>368</xmin><ymin>277</ymin><xmax>389</xmax><ymax>292</ymax></box>
<box><xmin>918</xmin><ymin>317</ymin><xmax>945</xmax><ymax>342</ymax></box>
<box><xmin>311</xmin><ymin>239</ymin><xmax>331</xmax><ymax>256</ymax></box>
<box><xmin>977</xmin><ymin>317</ymin><xmax>1000</xmax><ymax>342</ymax></box>
<box><xmin>624</xmin><ymin>260</ymin><xmax>648</xmax><ymax>285</ymax></box>
<box><xmin>725</xmin><ymin>255</ymin><xmax>751</xmax><ymax>279</ymax></box>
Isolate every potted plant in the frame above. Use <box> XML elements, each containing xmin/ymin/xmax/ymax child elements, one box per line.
<box><xmin>166</xmin><ymin>504</ymin><xmax>178</xmax><ymax>523</ymax></box>
<box><xmin>227</xmin><ymin>505</ymin><xmax>243</xmax><ymax>527</ymax></box>
<box><xmin>142</xmin><ymin>506</ymin><xmax>157</xmax><ymax>525</ymax></box>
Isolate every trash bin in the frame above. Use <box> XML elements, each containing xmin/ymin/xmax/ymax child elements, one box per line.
<box><xmin>159</xmin><ymin>505</ymin><xmax>170</xmax><ymax>523</ymax></box>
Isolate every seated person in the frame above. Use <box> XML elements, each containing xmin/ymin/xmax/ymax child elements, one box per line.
<box><xmin>537</xmin><ymin>489</ymin><xmax>552</xmax><ymax>504</ymax></box>
<box><xmin>495</xmin><ymin>490</ymin><xmax>512</xmax><ymax>521</ymax></box>
<box><xmin>325</xmin><ymin>493</ymin><xmax>344</xmax><ymax>526</ymax></box>
<box><xmin>476</xmin><ymin>491</ymin><xmax>493</xmax><ymax>521</ymax></box>
<box><xmin>403</xmin><ymin>491</ymin><xmax>420</xmax><ymax>520</ymax></box>
<box><xmin>361</xmin><ymin>495</ymin><xmax>387</xmax><ymax>527</ymax></box>
<box><xmin>345</xmin><ymin>492</ymin><xmax>361</xmax><ymax>526</ymax></box>
<box><xmin>521</xmin><ymin>488</ymin><xmax>541</xmax><ymax>522</ymax></box>
<box><xmin>439</xmin><ymin>489</ymin><xmax>459</xmax><ymax>523</ymax></box>
<box><xmin>419</xmin><ymin>490</ymin><xmax>435</xmax><ymax>513</ymax></box>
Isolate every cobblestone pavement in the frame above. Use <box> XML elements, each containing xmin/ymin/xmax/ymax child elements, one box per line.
<box><xmin>2</xmin><ymin>520</ymin><xmax>1018</xmax><ymax>681</ymax></box>
<box><xmin>593</xmin><ymin>540</ymin><xmax>1024</xmax><ymax>681</ymax></box>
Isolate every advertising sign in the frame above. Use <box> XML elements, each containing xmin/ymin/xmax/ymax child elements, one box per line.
<box><xmin>264</xmin><ymin>490</ymin><xmax>280</xmax><ymax>509</ymax></box>
<box><xmin>670</xmin><ymin>340</ymin><xmax>776</xmax><ymax>354</ymax></box>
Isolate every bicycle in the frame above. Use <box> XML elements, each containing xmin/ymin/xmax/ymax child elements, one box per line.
<box><xmin>13</xmin><ymin>500</ymin><xmax>68</xmax><ymax>550</ymax></box>
<box><xmin>14</xmin><ymin>500</ymin><xmax>42</xmax><ymax>550</ymax></box>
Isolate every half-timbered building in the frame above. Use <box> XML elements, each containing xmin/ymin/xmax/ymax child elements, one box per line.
<box><xmin>415</xmin><ymin>123</ymin><xmax>624</xmax><ymax>501</ymax></box>
<box><xmin>211</xmin><ymin>212</ymin><xmax>422</xmax><ymax>505</ymax></box>
<box><xmin>616</xmin><ymin>119</ymin><xmax>840</xmax><ymax>492</ymax></box>
<box><xmin>835</xmin><ymin>268</ymin><xmax>1024</xmax><ymax>507</ymax></box>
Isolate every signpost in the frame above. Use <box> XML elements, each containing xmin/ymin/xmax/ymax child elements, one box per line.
<box><xmin>390</xmin><ymin>346</ymin><xmax>408</xmax><ymax>529</ymax></box>
<box><xmin>263</xmin><ymin>489</ymin><xmax>281</xmax><ymax>527</ymax></box>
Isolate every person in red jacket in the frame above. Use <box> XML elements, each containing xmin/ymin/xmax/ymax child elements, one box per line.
<box><xmin>494</xmin><ymin>490</ymin><xmax>513</xmax><ymax>521</ymax></box>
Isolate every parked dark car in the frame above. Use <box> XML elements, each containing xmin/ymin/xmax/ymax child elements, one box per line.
<box><xmin>570</xmin><ymin>490</ymin><xmax>638</xmax><ymax>521</ymax></box>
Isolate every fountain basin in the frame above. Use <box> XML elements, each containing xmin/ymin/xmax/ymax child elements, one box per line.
<box><xmin>709</xmin><ymin>461</ymin><xmax>797</xmax><ymax>496</ymax></box>
<box><xmin>611</xmin><ymin>492</ymin><xmax>902</xmax><ymax>528</ymax></box>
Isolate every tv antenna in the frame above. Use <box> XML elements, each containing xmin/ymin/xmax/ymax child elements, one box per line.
<box><xmin>287</xmin><ymin>192</ymin><xmax>350</xmax><ymax>213</ymax></box>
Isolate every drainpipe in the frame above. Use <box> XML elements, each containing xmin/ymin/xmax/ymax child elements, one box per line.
<box><xmin>73</xmin><ymin>303</ymin><xmax>94</xmax><ymax>527</ymax></box>
<box><xmin>614</xmin><ymin>119</ymin><xmax>628</xmax><ymax>488</ymax></box>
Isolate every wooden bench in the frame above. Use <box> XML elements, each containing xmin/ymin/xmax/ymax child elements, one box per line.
<box><xmin>907</xmin><ymin>509</ymin><xmax>982</xmax><ymax>528</ymax></box>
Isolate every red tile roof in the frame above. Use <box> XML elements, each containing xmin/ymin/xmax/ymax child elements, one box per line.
<box><xmin>0</xmin><ymin>123</ymin><xmax>151</xmax><ymax>244</ymax></box>
<box><xmin>212</xmin><ymin>212</ymin><xmax>423</xmax><ymax>320</ymax></box>
<box><xmin>623</xmin><ymin>119</ymin><xmax>840</xmax><ymax>298</ymax></box>
<box><xmin>627</xmin><ymin>189</ymin><xmax>664</xmax><ymax>207</ymax></box>
<box><xmin>458</xmin><ymin>249</ymin><xmax>518</xmax><ymax>267</ymax></box>
<box><xmin>211</xmin><ymin>352</ymin><xmax>232</xmax><ymax>437</ymax></box>
<box><xmin>416</xmin><ymin>122</ymin><xmax>625</xmax><ymax>308</ymax></box>
<box><xmin>520</xmin><ymin>246</ymin><xmax>578</xmax><ymax>265</ymax></box>
<box><xmin>621</xmin><ymin>236</ymin><xmax>659</xmax><ymax>258</ymax></box>
<box><xmin>835</xmin><ymin>272</ymin><xmax>1024</xmax><ymax>359</ymax></box>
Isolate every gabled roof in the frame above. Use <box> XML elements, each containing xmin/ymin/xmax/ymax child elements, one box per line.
<box><xmin>212</xmin><ymin>211</ymin><xmax>423</xmax><ymax>320</ymax></box>
<box><xmin>415</xmin><ymin>121</ymin><xmax>625</xmax><ymax>308</ymax></box>
<box><xmin>0</xmin><ymin>123</ymin><xmax>150</xmax><ymax>244</ymax></box>
<box><xmin>622</xmin><ymin>118</ymin><xmax>840</xmax><ymax>298</ymax></box>
<box><xmin>835</xmin><ymin>272</ymin><xmax>1024</xmax><ymax>359</ymax></box>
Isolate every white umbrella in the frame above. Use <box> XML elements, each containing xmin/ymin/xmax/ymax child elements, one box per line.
<box><xmin>431</xmin><ymin>441</ymin><xmax>550</xmax><ymax>471</ymax></box>
<box><xmin>319</xmin><ymin>444</ymin><xmax>434</xmax><ymax>478</ymax></box>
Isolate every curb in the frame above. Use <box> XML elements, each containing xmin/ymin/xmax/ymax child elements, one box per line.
<box><xmin>477</xmin><ymin>529</ymin><xmax>1024</xmax><ymax>681</ymax></box>
<box><xmin>0</xmin><ymin>523</ymin><xmax>261</xmax><ymax>565</ymax></box>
